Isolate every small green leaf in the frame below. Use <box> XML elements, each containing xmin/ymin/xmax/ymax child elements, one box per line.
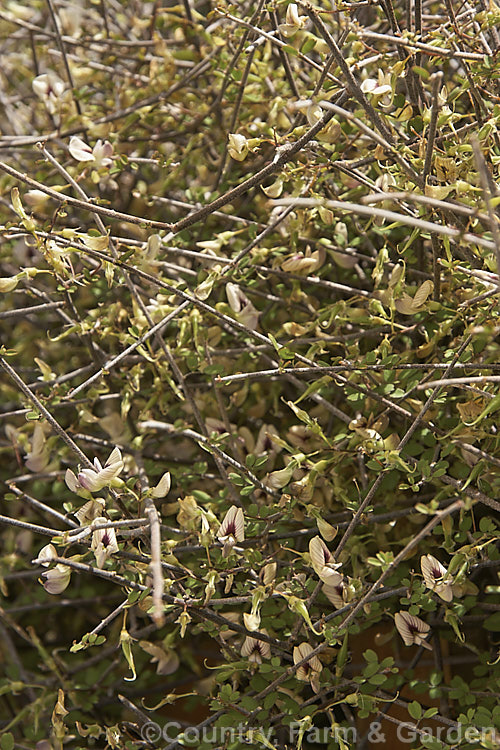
<box><xmin>444</xmin><ymin>609</ymin><xmax>465</xmax><ymax>642</ymax></box>
<box><xmin>368</xmin><ymin>673</ymin><xmax>387</xmax><ymax>685</ymax></box>
<box><xmin>484</xmin><ymin>612</ymin><xmax>500</xmax><ymax>631</ymax></box>
<box><xmin>423</xmin><ymin>707</ymin><xmax>439</xmax><ymax>719</ymax></box>
<box><xmin>336</xmin><ymin>634</ymin><xmax>349</xmax><ymax>673</ymax></box>
<box><xmin>294</xmin><ymin>375</ymin><xmax>332</xmax><ymax>404</ymax></box>
<box><xmin>364</xmin><ymin>662</ymin><xmax>380</xmax><ymax>678</ymax></box>
<box><xmin>408</xmin><ymin>700</ymin><xmax>422</xmax><ymax>720</ymax></box>
<box><xmin>300</xmin><ymin>36</ymin><xmax>317</xmax><ymax>55</ymax></box>
<box><xmin>1</xmin><ymin>733</ymin><xmax>14</xmax><ymax>750</ymax></box>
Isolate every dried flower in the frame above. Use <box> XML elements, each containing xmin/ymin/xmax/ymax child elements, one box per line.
<box><xmin>74</xmin><ymin>497</ymin><xmax>106</xmax><ymax>525</ymax></box>
<box><xmin>0</xmin><ymin>275</ymin><xmax>19</xmax><ymax>293</ymax></box>
<box><xmin>306</xmin><ymin>103</ymin><xmax>323</xmax><ymax>126</ymax></box>
<box><xmin>218</xmin><ymin>611</ymin><xmax>240</xmax><ymax>642</ymax></box>
<box><xmin>24</xmin><ymin>189</ymin><xmax>51</xmax><ymax>211</ymax></box>
<box><xmin>177</xmin><ymin>496</ymin><xmax>200</xmax><ymax>531</ymax></box>
<box><xmin>59</xmin><ymin>3</ymin><xmax>84</xmax><ymax>37</ymax></box>
<box><xmin>421</xmin><ymin>554</ymin><xmax>453</xmax><ymax>602</ymax></box>
<box><xmin>218</xmin><ymin>505</ymin><xmax>245</xmax><ymax>557</ymax></box>
<box><xmin>289</xmin><ymin>473</ymin><xmax>314</xmax><ymax>502</ymax></box>
<box><xmin>281</xmin><ymin>248</ymin><xmax>323</xmax><ymax>275</ymax></box>
<box><xmin>25</xmin><ymin>423</ymin><xmax>50</xmax><ymax>473</ymax></box>
<box><xmin>395</xmin><ymin>611</ymin><xmax>432</xmax><ymax>651</ymax></box>
<box><xmin>254</xmin><ymin>424</ymin><xmax>281</xmax><ymax>456</ymax></box>
<box><xmin>65</xmin><ymin>468</ymin><xmax>83</xmax><ymax>494</ymax></box>
<box><xmin>261</xmin><ymin>178</ymin><xmax>283</xmax><ymax>198</ymax></box>
<box><xmin>139</xmin><ymin>641</ymin><xmax>180</xmax><ymax>675</ymax></box>
<box><xmin>91</xmin><ymin>517</ymin><xmax>119</xmax><ymax>568</ymax></box>
<box><xmin>317</xmin><ymin>517</ymin><xmax>337</xmax><ymax>542</ymax></box>
<box><xmin>309</xmin><ymin>536</ymin><xmax>342</xmax><ymax>583</ymax></box>
<box><xmin>226</xmin><ymin>283</ymin><xmax>259</xmax><ymax>330</ymax></box>
<box><xmin>200</xmin><ymin>510</ymin><xmax>214</xmax><ymax>547</ymax></box>
<box><xmin>395</xmin><ymin>280</ymin><xmax>434</xmax><ymax>316</ymax></box>
<box><xmin>243</xmin><ymin>611</ymin><xmax>261</xmax><ymax>631</ymax></box>
<box><xmin>293</xmin><ymin>642</ymin><xmax>322</xmax><ymax>693</ymax></box>
<box><xmin>176</xmin><ymin>609</ymin><xmax>191</xmax><ymax>638</ymax></box>
<box><xmin>267</xmin><ymin>464</ymin><xmax>295</xmax><ymax>489</ymax></box>
<box><xmin>260</xmin><ymin>562</ymin><xmax>277</xmax><ymax>587</ymax></box>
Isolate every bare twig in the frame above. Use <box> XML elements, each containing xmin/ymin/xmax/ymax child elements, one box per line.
<box><xmin>0</xmin><ymin>355</ymin><xmax>94</xmax><ymax>469</ymax></box>
<box><xmin>45</xmin><ymin>0</ymin><xmax>82</xmax><ymax>116</ymax></box>
<box><xmin>471</xmin><ymin>136</ymin><xmax>500</xmax><ymax>287</ymax></box>
<box><xmin>423</xmin><ymin>72</ymin><xmax>443</xmax><ymax>182</ymax></box>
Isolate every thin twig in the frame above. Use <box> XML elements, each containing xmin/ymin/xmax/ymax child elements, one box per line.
<box><xmin>273</xmin><ymin>196</ymin><xmax>496</xmax><ymax>252</ymax></box>
<box><xmin>333</xmin><ymin>332</ymin><xmax>473</xmax><ymax>558</ymax></box>
<box><xmin>416</xmin><ymin>375</ymin><xmax>500</xmax><ymax>388</ymax></box>
<box><xmin>300</xmin><ymin>1</ymin><xmax>395</xmax><ymax>144</ymax></box>
<box><xmin>360</xmin><ymin>29</ymin><xmax>486</xmax><ymax>60</ymax></box>
<box><xmin>0</xmin><ymin>158</ymin><xmax>172</xmax><ymax>229</ymax></box>
<box><xmin>0</xmin><ymin>355</ymin><xmax>94</xmax><ymax>469</ymax></box>
<box><xmin>423</xmin><ymin>72</ymin><xmax>443</xmax><ymax>182</ymax></box>
<box><xmin>334</xmin><ymin>500</ymin><xmax>464</xmax><ymax>634</ymax></box>
<box><xmin>6</xmin><ymin>484</ymin><xmax>79</xmax><ymax>529</ymax></box>
<box><xmin>0</xmin><ymin>300</ymin><xmax>64</xmax><ymax>319</ymax></box>
<box><xmin>138</xmin><ymin>420</ymin><xmax>280</xmax><ymax>497</ymax></box>
<box><xmin>45</xmin><ymin>0</ymin><xmax>82</xmax><ymax>116</ymax></box>
<box><xmin>471</xmin><ymin>136</ymin><xmax>500</xmax><ymax>287</ymax></box>
<box><xmin>431</xmin><ymin>234</ymin><xmax>441</xmax><ymax>302</ymax></box>
<box><xmin>169</xmin><ymin>108</ymin><xmax>336</xmax><ymax>235</ymax></box>
<box><xmin>66</xmin><ymin>302</ymin><xmax>190</xmax><ymax>398</ymax></box>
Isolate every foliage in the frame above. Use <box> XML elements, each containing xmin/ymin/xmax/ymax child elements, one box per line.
<box><xmin>0</xmin><ymin>1</ymin><xmax>499</xmax><ymax>749</ymax></box>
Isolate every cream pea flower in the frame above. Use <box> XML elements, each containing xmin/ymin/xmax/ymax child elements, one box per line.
<box><xmin>279</xmin><ymin>4</ymin><xmax>307</xmax><ymax>37</ymax></box>
<box><xmin>42</xmin><ymin>564</ymin><xmax>71</xmax><ymax>595</ymax></box>
<box><xmin>293</xmin><ymin>642</ymin><xmax>322</xmax><ymax>693</ymax></box>
<box><xmin>91</xmin><ymin>518</ymin><xmax>119</xmax><ymax>568</ymax></box>
<box><xmin>395</xmin><ymin>611</ymin><xmax>432</xmax><ymax>651</ymax></box>
<box><xmin>226</xmin><ymin>283</ymin><xmax>260</xmax><ymax>330</ymax></box>
<box><xmin>69</xmin><ymin>136</ymin><xmax>114</xmax><ymax>167</ymax></box>
<box><xmin>322</xmin><ymin>573</ymin><xmax>345</xmax><ymax>609</ymax></box>
<box><xmin>421</xmin><ymin>554</ymin><xmax>453</xmax><ymax>602</ymax></box>
<box><xmin>32</xmin><ymin>72</ymin><xmax>66</xmax><ymax>115</ymax></box>
<box><xmin>309</xmin><ymin>535</ymin><xmax>342</xmax><ymax>583</ymax></box>
<box><xmin>228</xmin><ymin>133</ymin><xmax>249</xmax><ymax>162</ymax></box>
<box><xmin>65</xmin><ymin>446</ymin><xmax>124</xmax><ymax>493</ymax></box>
<box><xmin>241</xmin><ymin>631</ymin><xmax>271</xmax><ymax>663</ymax></box>
<box><xmin>217</xmin><ymin>506</ymin><xmax>245</xmax><ymax>557</ymax></box>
